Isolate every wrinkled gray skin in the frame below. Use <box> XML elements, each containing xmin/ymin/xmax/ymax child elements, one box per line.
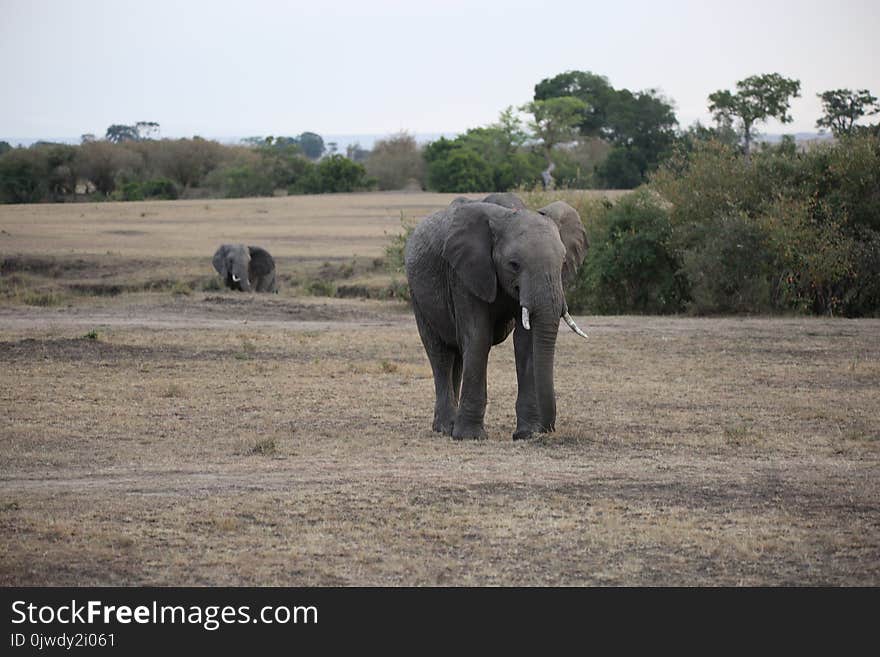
<box><xmin>405</xmin><ymin>193</ymin><xmax>588</xmax><ymax>440</ymax></box>
<box><xmin>212</xmin><ymin>244</ymin><xmax>278</xmax><ymax>293</ymax></box>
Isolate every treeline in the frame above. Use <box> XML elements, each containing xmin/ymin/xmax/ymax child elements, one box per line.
<box><xmin>2</xmin><ymin>70</ymin><xmax>877</xmax><ymax>204</ymax></box>
<box><xmin>0</xmin><ymin>134</ymin><xmax>371</xmax><ymax>203</ymax></box>
<box><xmin>566</xmin><ymin>132</ymin><xmax>880</xmax><ymax>317</ymax></box>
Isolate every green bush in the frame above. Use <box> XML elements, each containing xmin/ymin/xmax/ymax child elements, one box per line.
<box><xmin>142</xmin><ymin>178</ymin><xmax>178</xmax><ymax>200</ymax></box>
<box><xmin>206</xmin><ymin>164</ymin><xmax>274</xmax><ymax>198</ymax></box>
<box><xmin>596</xmin><ymin>146</ymin><xmax>646</xmax><ymax>189</ymax></box>
<box><xmin>120</xmin><ymin>181</ymin><xmax>145</xmax><ymax>201</ymax></box>
<box><xmin>384</xmin><ymin>213</ymin><xmax>416</xmax><ymax>275</ymax></box>
<box><xmin>680</xmin><ymin>212</ymin><xmax>775</xmax><ymax>314</ymax></box>
<box><xmin>290</xmin><ymin>155</ymin><xmax>370</xmax><ymax>195</ymax></box>
<box><xmin>651</xmin><ymin>132</ymin><xmax>880</xmax><ymax>316</ymax></box>
<box><xmin>0</xmin><ymin>148</ymin><xmax>49</xmax><ymax>203</ymax></box>
<box><xmin>568</xmin><ymin>191</ymin><xmax>686</xmax><ymax>314</ymax></box>
<box><xmin>425</xmin><ymin>146</ymin><xmax>494</xmax><ymax>192</ymax></box>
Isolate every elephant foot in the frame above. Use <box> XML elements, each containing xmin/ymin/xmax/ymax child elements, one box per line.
<box><xmin>452</xmin><ymin>423</ymin><xmax>487</xmax><ymax>441</ymax></box>
<box><xmin>513</xmin><ymin>422</ymin><xmax>555</xmax><ymax>440</ymax></box>
<box><xmin>432</xmin><ymin>417</ymin><xmax>455</xmax><ymax>436</ymax></box>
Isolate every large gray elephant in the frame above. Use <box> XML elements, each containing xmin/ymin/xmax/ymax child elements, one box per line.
<box><xmin>212</xmin><ymin>244</ymin><xmax>277</xmax><ymax>292</ymax></box>
<box><xmin>404</xmin><ymin>193</ymin><xmax>589</xmax><ymax>440</ymax></box>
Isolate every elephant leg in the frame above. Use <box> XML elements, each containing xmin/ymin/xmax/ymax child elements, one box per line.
<box><xmin>412</xmin><ymin>299</ymin><xmax>458</xmax><ymax>435</ymax></box>
<box><xmin>453</xmin><ymin>335</ymin><xmax>491</xmax><ymax>440</ymax></box>
<box><xmin>428</xmin><ymin>347</ymin><xmax>459</xmax><ymax>435</ymax></box>
<box><xmin>513</xmin><ymin>323</ymin><xmax>540</xmax><ymax>440</ymax></box>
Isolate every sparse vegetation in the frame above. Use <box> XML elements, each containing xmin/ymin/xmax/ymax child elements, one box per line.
<box><xmin>170</xmin><ymin>280</ymin><xmax>192</xmax><ymax>296</ymax></box>
<box><xmin>19</xmin><ymin>289</ymin><xmax>64</xmax><ymax>307</ymax></box>
<box><xmin>249</xmin><ymin>437</ymin><xmax>277</xmax><ymax>456</ymax></box>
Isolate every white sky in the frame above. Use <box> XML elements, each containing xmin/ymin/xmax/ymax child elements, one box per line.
<box><xmin>1</xmin><ymin>0</ymin><xmax>878</xmax><ymax>140</ymax></box>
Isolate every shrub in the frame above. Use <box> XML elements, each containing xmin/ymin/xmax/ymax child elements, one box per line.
<box><xmin>426</xmin><ymin>147</ymin><xmax>493</xmax><ymax>192</ymax></box>
<box><xmin>569</xmin><ymin>191</ymin><xmax>686</xmax><ymax>314</ymax></box>
<box><xmin>651</xmin><ymin>133</ymin><xmax>880</xmax><ymax>316</ymax></box>
<box><xmin>120</xmin><ymin>181</ymin><xmax>145</xmax><ymax>201</ymax></box>
<box><xmin>0</xmin><ymin>148</ymin><xmax>49</xmax><ymax>203</ymax></box>
<box><xmin>206</xmin><ymin>164</ymin><xmax>274</xmax><ymax>198</ymax></box>
<box><xmin>680</xmin><ymin>212</ymin><xmax>775</xmax><ymax>314</ymax></box>
<box><xmin>384</xmin><ymin>212</ymin><xmax>417</xmax><ymax>274</ymax></box>
<box><xmin>315</xmin><ymin>154</ymin><xmax>369</xmax><ymax>193</ymax></box>
<box><xmin>596</xmin><ymin>146</ymin><xmax>646</xmax><ymax>189</ymax></box>
<box><xmin>142</xmin><ymin>178</ymin><xmax>178</xmax><ymax>200</ymax></box>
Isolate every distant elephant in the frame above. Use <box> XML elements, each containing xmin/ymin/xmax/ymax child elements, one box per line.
<box><xmin>212</xmin><ymin>244</ymin><xmax>277</xmax><ymax>292</ymax></box>
<box><xmin>405</xmin><ymin>193</ymin><xmax>589</xmax><ymax>440</ymax></box>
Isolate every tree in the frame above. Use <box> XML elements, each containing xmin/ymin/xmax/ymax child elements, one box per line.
<box><xmin>597</xmin><ymin>89</ymin><xmax>678</xmax><ymax>188</ymax></box>
<box><xmin>534</xmin><ymin>70</ymin><xmax>615</xmax><ymax>137</ymax></box>
<box><xmin>155</xmin><ymin>138</ymin><xmax>225</xmax><ymax>189</ymax></box>
<box><xmin>76</xmin><ymin>141</ymin><xmax>143</xmax><ymax>195</ymax></box>
<box><xmin>365</xmin><ymin>132</ymin><xmax>424</xmax><ymax>190</ymax></box>
<box><xmin>297</xmin><ymin>132</ymin><xmax>325</xmax><ymax>160</ymax></box>
<box><xmin>521</xmin><ymin>96</ymin><xmax>587</xmax><ymax>189</ymax></box>
<box><xmin>313</xmin><ymin>154</ymin><xmax>368</xmax><ymax>193</ymax></box>
<box><xmin>535</xmin><ymin>71</ymin><xmax>678</xmax><ymax>187</ymax></box>
<box><xmin>105</xmin><ymin>124</ymin><xmax>139</xmax><ymax>143</ymax></box>
<box><xmin>424</xmin><ymin>145</ymin><xmax>493</xmax><ymax>193</ymax></box>
<box><xmin>0</xmin><ymin>147</ymin><xmax>48</xmax><ymax>203</ymax></box>
<box><xmin>708</xmin><ymin>73</ymin><xmax>801</xmax><ymax>163</ymax></box>
<box><xmin>0</xmin><ymin>141</ymin><xmax>13</xmax><ymax>155</ymax></box>
<box><xmin>135</xmin><ymin>121</ymin><xmax>160</xmax><ymax>140</ymax></box>
<box><xmin>491</xmin><ymin>106</ymin><xmax>529</xmax><ymax>153</ymax></box>
<box><xmin>816</xmin><ymin>89</ymin><xmax>880</xmax><ymax>137</ymax></box>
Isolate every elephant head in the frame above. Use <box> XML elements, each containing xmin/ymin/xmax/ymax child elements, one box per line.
<box><xmin>213</xmin><ymin>244</ymin><xmax>252</xmax><ymax>291</ymax></box>
<box><xmin>212</xmin><ymin>244</ymin><xmax>277</xmax><ymax>292</ymax></box>
<box><xmin>441</xmin><ymin>198</ymin><xmax>589</xmax><ymax>433</ymax></box>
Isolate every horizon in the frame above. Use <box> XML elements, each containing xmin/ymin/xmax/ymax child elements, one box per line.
<box><xmin>0</xmin><ymin>130</ymin><xmax>836</xmax><ymax>151</ymax></box>
<box><xmin>0</xmin><ymin>132</ymin><xmax>457</xmax><ymax>151</ymax></box>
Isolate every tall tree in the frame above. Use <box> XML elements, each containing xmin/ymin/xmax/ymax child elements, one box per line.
<box><xmin>597</xmin><ymin>88</ymin><xmax>678</xmax><ymax>187</ymax></box>
<box><xmin>816</xmin><ymin>89</ymin><xmax>880</xmax><ymax>136</ymax></box>
<box><xmin>535</xmin><ymin>71</ymin><xmax>678</xmax><ymax>187</ymax></box>
<box><xmin>521</xmin><ymin>96</ymin><xmax>587</xmax><ymax>189</ymax></box>
<box><xmin>365</xmin><ymin>132</ymin><xmax>424</xmax><ymax>190</ymax></box>
<box><xmin>297</xmin><ymin>132</ymin><xmax>325</xmax><ymax>160</ymax></box>
<box><xmin>105</xmin><ymin>124</ymin><xmax>139</xmax><ymax>143</ymax></box>
<box><xmin>708</xmin><ymin>73</ymin><xmax>801</xmax><ymax>163</ymax></box>
<box><xmin>534</xmin><ymin>70</ymin><xmax>615</xmax><ymax>137</ymax></box>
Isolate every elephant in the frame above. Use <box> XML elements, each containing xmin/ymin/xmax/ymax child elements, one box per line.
<box><xmin>212</xmin><ymin>244</ymin><xmax>278</xmax><ymax>292</ymax></box>
<box><xmin>404</xmin><ymin>193</ymin><xmax>589</xmax><ymax>441</ymax></box>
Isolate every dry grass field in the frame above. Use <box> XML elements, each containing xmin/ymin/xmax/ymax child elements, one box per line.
<box><xmin>1</xmin><ymin>192</ymin><xmax>878</xmax><ymax>586</ymax></box>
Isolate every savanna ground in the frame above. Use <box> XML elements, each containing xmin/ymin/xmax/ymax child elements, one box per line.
<box><xmin>1</xmin><ymin>192</ymin><xmax>878</xmax><ymax>586</ymax></box>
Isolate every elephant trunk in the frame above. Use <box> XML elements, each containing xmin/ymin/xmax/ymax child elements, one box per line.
<box><xmin>531</xmin><ymin>312</ymin><xmax>559</xmax><ymax>432</ymax></box>
<box><xmin>520</xmin><ymin>275</ymin><xmax>565</xmax><ymax>432</ymax></box>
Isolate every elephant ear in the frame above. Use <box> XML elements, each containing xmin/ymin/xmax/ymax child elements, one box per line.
<box><xmin>441</xmin><ymin>202</ymin><xmax>505</xmax><ymax>303</ymax></box>
<box><xmin>212</xmin><ymin>244</ymin><xmax>232</xmax><ymax>277</ymax></box>
<box><xmin>538</xmin><ymin>201</ymin><xmax>588</xmax><ymax>285</ymax></box>
<box><xmin>247</xmin><ymin>246</ymin><xmax>275</xmax><ymax>277</ymax></box>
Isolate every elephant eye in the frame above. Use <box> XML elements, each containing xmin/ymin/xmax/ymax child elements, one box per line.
<box><xmin>509</xmin><ymin>260</ymin><xmax>521</xmax><ymax>272</ymax></box>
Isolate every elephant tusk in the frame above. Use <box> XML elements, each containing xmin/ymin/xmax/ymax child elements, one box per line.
<box><xmin>521</xmin><ymin>307</ymin><xmax>530</xmax><ymax>330</ymax></box>
<box><xmin>563</xmin><ymin>312</ymin><xmax>588</xmax><ymax>339</ymax></box>
<box><xmin>231</xmin><ymin>274</ymin><xmax>241</xmax><ymax>282</ymax></box>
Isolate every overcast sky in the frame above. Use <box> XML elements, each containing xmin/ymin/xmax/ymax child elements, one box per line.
<box><xmin>2</xmin><ymin>0</ymin><xmax>878</xmax><ymax>141</ymax></box>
